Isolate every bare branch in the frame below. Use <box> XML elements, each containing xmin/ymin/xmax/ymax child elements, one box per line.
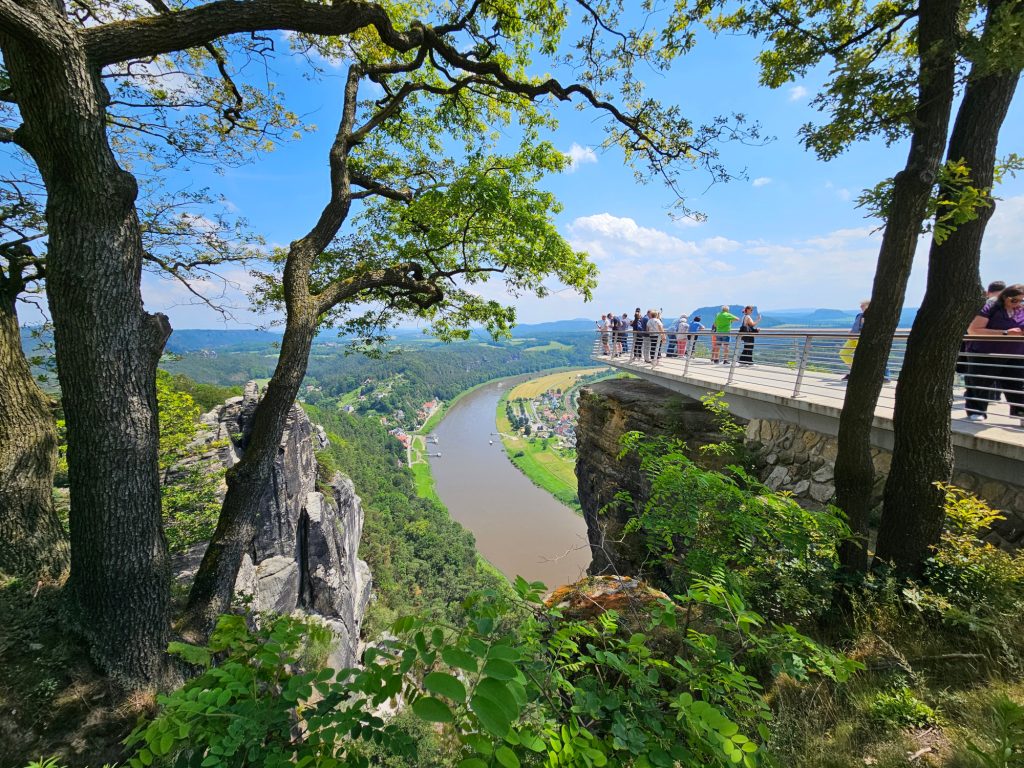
<box><xmin>349</xmin><ymin>172</ymin><xmax>413</xmax><ymax>202</ymax></box>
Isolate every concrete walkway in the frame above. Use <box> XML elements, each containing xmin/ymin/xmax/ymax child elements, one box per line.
<box><xmin>595</xmin><ymin>350</ymin><xmax>1024</xmax><ymax>484</ymax></box>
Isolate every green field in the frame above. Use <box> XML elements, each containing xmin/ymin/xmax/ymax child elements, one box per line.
<box><xmin>496</xmin><ymin>392</ymin><xmax>580</xmax><ymax>513</ymax></box>
<box><xmin>507</xmin><ymin>367</ymin><xmax>607</xmax><ymax>400</ymax></box>
<box><xmin>523</xmin><ymin>340</ymin><xmax>572</xmax><ymax>353</ymax></box>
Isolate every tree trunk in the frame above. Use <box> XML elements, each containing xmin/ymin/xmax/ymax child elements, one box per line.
<box><xmin>2</xmin><ymin>11</ymin><xmax>171</xmax><ymax>684</ymax></box>
<box><xmin>876</xmin><ymin>13</ymin><xmax>1021</xmax><ymax>575</ymax></box>
<box><xmin>0</xmin><ymin>291</ymin><xmax>69</xmax><ymax>581</ymax></box>
<box><xmin>183</xmin><ymin>309</ymin><xmax>317</xmax><ymax>636</ymax></box>
<box><xmin>834</xmin><ymin>0</ymin><xmax>961</xmax><ymax>574</ymax></box>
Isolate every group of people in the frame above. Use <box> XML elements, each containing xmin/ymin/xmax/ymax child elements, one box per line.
<box><xmin>961</xmin><ymin>281</ymin><xmax>1024</xmax><ymax>425</ymax></box>
<box><xmin>596</xmin><ymin>305</ymin><xmax>762</xmax><ymax>368</ymax></box>
<box><xmin>594</xmin><ymin>282</ymin><xmax>1024</xmax><ymax>426</ymax></box>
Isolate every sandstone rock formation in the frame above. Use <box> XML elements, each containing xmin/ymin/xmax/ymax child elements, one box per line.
<box><xmin>576</xmin><ymin>378</ymin><xmax>1024</xmax><ymax>570</ymax></box>
<box><xmin>575</xmin><ymin>379</ymin><xmax>735</xmax><ymax>581</ymax></box>
<box><xmin>175</xmin><ymin>382</ymin><xmax>371</xmax><ymax>669</ymax></box>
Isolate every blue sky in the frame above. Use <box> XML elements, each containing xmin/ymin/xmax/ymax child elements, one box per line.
<box><xmin>17</xmin><ymin>8</ymin><xmax>1024</xmax><ymax>329</ymax></box>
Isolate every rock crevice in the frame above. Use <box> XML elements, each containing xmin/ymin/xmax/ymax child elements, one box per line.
<box><xmin>176</xmin><ymin>382</ymin><xmax>371</xmax><ymax>669</ymax></box>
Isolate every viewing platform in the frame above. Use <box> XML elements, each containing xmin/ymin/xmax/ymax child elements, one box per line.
<box><xmin>591</xmin><ymin>330</ymin><xmax>1024</xmax><ymax>486</ymax></box>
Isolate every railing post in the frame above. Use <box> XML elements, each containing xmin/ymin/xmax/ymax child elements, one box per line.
<box><xmin>792</xmin><ymin>335</ymin><xmax>813</xmax><ymax>398</ymax></box>
<box><xmin>726</xmin><ymin>334</ymin><xmax>739</xmax><ymax>384</ymax></box>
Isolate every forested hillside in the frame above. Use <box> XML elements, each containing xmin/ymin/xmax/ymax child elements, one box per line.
<box><xmin>302</xmin><ymin>403</ymin><xmax>509</xmax><ymax>633</ymax></box>
<box><xmin>164</xmin><ymin>334</ymin><xmax>594</xmax><ymax>430</ymax></box>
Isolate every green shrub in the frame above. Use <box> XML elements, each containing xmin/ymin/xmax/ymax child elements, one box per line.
<box><xmin>126</xmin><ymin>572</ymin><xmax>858</xmax><ymax>768</ymax></box>
<box><xmin>966</xmin><ymin>696</ymin><xmax>1024</xmax><ymax>768</ymax></box>
<box><xmin>869</xmin><ymin>684</ymin><xmax>936</xmax><ymax>729</ymax></box>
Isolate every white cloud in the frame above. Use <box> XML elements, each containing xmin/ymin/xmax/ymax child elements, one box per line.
<box><xmin>752</xmin><ymin>177</ymin><xmax>772</xmax><ymax>187</ymax></box>
<box><xmin>825</xmin><ymin>181</ymin><xmax>852</xmax><ymax>201</ymax></box>
<box><xmin>564</xmin><ymin>143</ymin><xmax>598</xmax><ymax>172</ymax></box>
<box><xmin>789</xmin><ymin>85</ymin><xmax>808</xmax><ymax>102</ymax></box>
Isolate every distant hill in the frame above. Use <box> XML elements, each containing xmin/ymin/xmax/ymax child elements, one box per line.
<box><xmin>24</xmin><ymin>307</ymin><xmax>923</xmax><ymax>358</ymax></box>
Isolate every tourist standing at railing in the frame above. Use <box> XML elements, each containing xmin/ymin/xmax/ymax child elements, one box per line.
<box><xmin>645</xmin><ymin>310</ymin><xmax>667</xmax><ymax>367</ymax></box>
<box><xmin>631</xmin><ymin>307</ymin><xmax>646</xmax><ymax>360</ymax></box>
<box><xmin>738</xmin><ymin>306</ymin><xmax>762</xmax><ymax>366</ymax></box>
<box><xmin>620</xmin><ymin>312</ymin><xmax>631</xmax><ymax>355</ymax></box>
<box><xmin>669</xmin><ymin>313</ymin><xmax>688</xmax><ymax>357</ymax></box>
<box><xmin>711</xmin><ymin>306</ymin><xmax>738</xmax><ymax>364</ymax></box>
<box><xmin>963</xmin><ymin>284</ymin><xmax>1024</xmax><ymax>425</ymax></box>
<box><xmin>685</xmin><ymin>316</ymin><xmax>705</xmax><ymax>358</ymax></box>
<box><xmin>839</xmin><ymin>300</ymin><xmax>891</xmax><ymax>382</ymax></box>
<box><xmin>957</xmin><ymin>281</ymin><xmax>1006</xmax><ymax>375</ymax></box>
<box><xmin>609</xmin><ymin>312</ymin><xmax>623</xmax><ymax>357</ymax></box>
<box><xmin>596</xmin><ymin>314</ymin><xmax>610</xmax><ymax>355</ymax></box>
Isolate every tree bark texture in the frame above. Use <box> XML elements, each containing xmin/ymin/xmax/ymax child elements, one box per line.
<box><xmin>0</xmin><ymin>292</ymin><xmax>69</xmax><ymax>581</ymax></box>
<box><xmin>1</xmin><ymin>7</ymin><xmax>171</xmax><ymax>684</ymax></box>
<box><xmin>877</xmin><ymin>11</ymin><xmax>1021</xmax><ymax>575</ymax></box>
<box><xmin>834</xmin><ymin>0</ymin><xmax>961</xmax><ymax>574</ymax></box>
<box><xmin>183</xmin><ymin>310</ymin><xmax>318</xmax><ymax>636</ymax></box>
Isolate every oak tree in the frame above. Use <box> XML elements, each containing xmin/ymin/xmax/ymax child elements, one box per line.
<box><xmin>0</xmin><ymin>0</ymin><xmax>746</xmax><ymax>681</ymax></box>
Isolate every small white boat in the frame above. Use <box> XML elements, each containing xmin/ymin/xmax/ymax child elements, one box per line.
<box><xmin>489</xmin><ymin>440</ymin><xmax>493</xmax><ymax>445</ymax></box>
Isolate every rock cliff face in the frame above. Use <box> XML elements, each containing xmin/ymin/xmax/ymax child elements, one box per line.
<box><xmin>575</xmin><ymin>379</ymin><xmax>735</xmax><ymax>580</ymax></box>
<box><xmin>577</xmin><ymin>379</ymin><xmax>1024</xmax><ymax>565</ymax></box>
<box><xmin>177</xmin><ymin>382</ymin><xmax>372</xmax><ymax>669</ymax></box>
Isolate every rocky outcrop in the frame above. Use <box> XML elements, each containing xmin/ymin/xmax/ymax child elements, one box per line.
<box><xmin>575</xmin><ymin>379</ymin><xmax>738</xmax><ymax>580</ymax></box>
<box><xmin>576</xmin><ymin>379</ymin><xmax>1024</xmax><ymax>564</ymax></box>
<box><xmin>176</xmin><ymin>382</ymin><xmax>371</xmax><ymax>669</ymax></box>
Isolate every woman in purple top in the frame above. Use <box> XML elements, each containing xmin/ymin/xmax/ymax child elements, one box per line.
<box><xmin>964</xmin><ymin>283</ymin><xmax>1024</xmax><ymax>423</ymax></box>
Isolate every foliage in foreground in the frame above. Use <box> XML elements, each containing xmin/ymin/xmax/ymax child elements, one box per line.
<box><xmin>125</xmin><ymin>569</ymin><xmax>857</xmax><ymax>768</ymax></box>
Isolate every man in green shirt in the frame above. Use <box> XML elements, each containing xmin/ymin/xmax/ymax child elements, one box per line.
<box><xmin>711</xmin><ymin>305</ymin><xmax>739</xmax><ymax>364</ymax></box>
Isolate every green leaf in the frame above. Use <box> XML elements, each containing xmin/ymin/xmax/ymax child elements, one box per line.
<box><xmin>495</xmin><ymin>745</ymin><xmax>521</xmax><ymax>768</ymax></box>
<box><xmin>457</xmin><ymin>760</ymin><xmax>489</xmax><ymax>768</ymax></box>
<box><xmin>482</xmin><ymin>659</ymin><xmax>518</xmax><ymax>680</ymax></box>
<box><xmin>167</xmin><ymin>641</ymin><xmax>211</xmax><ymax>667</ymax></box>
<box><xmin>488</xmin><ymin>644</ymin><xmax>520</xmax><ymax>662</ymax></box>
<box><xmin>470</xmin><ymin>692</ymin><xmax>512</xmax><ymax>738</ymax></box>
<box><xmin>412</xmin><ymin>696</ymin><xmax>454</xmax><ymax>723</ymax></box>
<box><xmin>442</xmin><ymin>647</ymin><xmax>478</xmax><ymax>673</ymax></box>
<box><xmin>475</xmin><ymin>678</ymin><xmax>519</xmax><ymax>720</ymax></box>
<box><xmin>424</xmin><ymin>672</ymin><xmax>467</xmax><ymax>703</ymax></box>
<box><xmin>158</xmin><ymin>732</ymin><xmax>175</xmax><ymax>755</ymax></box>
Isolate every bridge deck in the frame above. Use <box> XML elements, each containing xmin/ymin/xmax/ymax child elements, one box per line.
<box><xmin>595</xmin><ymin>351</ymin><xmax>1024</xmax><ymax>470</ymax></box>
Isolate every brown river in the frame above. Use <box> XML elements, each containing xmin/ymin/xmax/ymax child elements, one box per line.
<box><xmin>427</xmin><ymin>376</ymin><xmax>592</xmax><ymax>589</ymax></box>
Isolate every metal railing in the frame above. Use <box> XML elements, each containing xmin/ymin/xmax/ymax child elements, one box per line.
<box><xmin>591</xmin><ymin>328</ymin><xmax>1024</xmax><ymax>427</ymax></box>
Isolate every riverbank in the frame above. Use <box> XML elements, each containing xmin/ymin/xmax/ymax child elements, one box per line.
<box><xmin>495</xmin><ymin>390</ymin><xmax>581</xmax><ymax>512</ymax></box>
<box><xmin>492</xmin><ymin>368</ymin><xmax>617</xmax><ymax>514</ymax></box>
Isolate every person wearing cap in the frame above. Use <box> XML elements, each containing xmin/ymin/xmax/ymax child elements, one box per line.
<box><xmin>711</xmin><ymin>305</ymin><xmax>738</xmax><ymax>364</ymax></box>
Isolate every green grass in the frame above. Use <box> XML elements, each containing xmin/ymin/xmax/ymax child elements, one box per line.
<box><xmin>523</xmin><ymin>340</ymin><xmax>572</xmax><ymax>353</ymax></box>
<box><xmin>496</xmin><ymin>391</ymin><xmax>581</xmax><ymax>513</ymax></box>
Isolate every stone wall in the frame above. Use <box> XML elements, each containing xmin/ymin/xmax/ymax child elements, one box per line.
<box><xmin>748</xmin><ymin>418</ymin><xmax>1024</xmax><ymax>551</ymax></box>
<box><xmin>175</xmin><ymin>382</ymin><xmax>372</xmax><ymax>669</ymax></box>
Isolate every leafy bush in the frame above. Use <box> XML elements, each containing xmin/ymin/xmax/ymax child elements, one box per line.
<box><xmin>927</xmin><ymin>484</ymin><xmax>1024</xmax><ymax>610</ymax></box>
<box><xmin>126</xmin><ymin>571</ymin><xmax>858</xmax><ymax>768</ymax></box>
<box><xmin>869</xmin><ymin>683</ymin><xmax>936</xmax><ymax>729</ymax></box>
<box><xmin>966</xmin><ymin>696</ymin><xmax>1024</xmax><ymax>768</ymax></box>
<box><xmin>157</xmin><ymin>371</ymin><xmax>225</xmax><ymax>552</ymax></box>
<box><xmin>617</xmin><ymin>431</ymin><xmax>849</xmax><ymax>620</ymax></box>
